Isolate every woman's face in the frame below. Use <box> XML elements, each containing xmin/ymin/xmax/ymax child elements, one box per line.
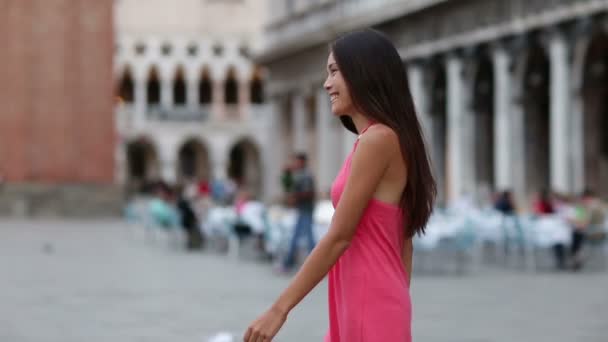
<box><xmin>324</xmin><ymin>52</ymin><xmax>354</xmax><ymax>116</ymax></box>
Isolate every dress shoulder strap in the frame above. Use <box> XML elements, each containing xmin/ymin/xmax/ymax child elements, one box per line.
<box><xmin>357</xmin><ymin>122</ymin><xmax>376</xmax><ymax>140</ymax></box>
<box><xmin>353</xmin><ymin>122</ymin><xmax>377</xmax><ymax>152</ymax></box>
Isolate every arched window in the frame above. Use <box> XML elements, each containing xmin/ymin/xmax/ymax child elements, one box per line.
<box><xmin>225</xmin><ymin>67</ymin><xmax>238</xmax><ymax>105</ymax></box>
<box><xmin>250</xmin><ymin>67</ymin><xmax>264</xmax><ymax>104</ymax></box>
<box><xmin>199</xmin><ymin>68</ymin><xmax>212</xmax><ymax>105</ymax></box>
<box><xmin>146</xmin><ymin>67</ymin><xmax>161</xmax><ymax>105</ymax></box>
<box><xmin>117</xmin><ymin>67</ymin><xmax>134</xmax><ymax>103</ymax></box>
<box><xmin>135</xmin><ymin>42</ymin><xmax>146</xmax><ymax>55</ymax></box>
<box><xmin>173</xmin><ymin>67</ymin><xmax>187</xmax><ymax>106</ymax></box>
<box><xmin>161</xmin><ymin>42</ymin><xmax>172</xmax><ymax>56</ymax></box>
<box><xmin>187</xmin><ymin>43</ymin><xmax>198</xmax><ymax>57</ymax></box>
<box><xmin>212</xmin><ymin>43</ymin><xmax>224</xmax><ymax>57</ymax></box>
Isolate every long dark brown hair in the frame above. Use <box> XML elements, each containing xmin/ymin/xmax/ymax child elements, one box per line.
<box><xmin>331</xmin><ymin>28</ymin><xmax>436</xmax><ymax>237</ymax></box>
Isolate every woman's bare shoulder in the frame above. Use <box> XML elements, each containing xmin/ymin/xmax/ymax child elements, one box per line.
<box><xmin>360</xmin><ymin>123</ymin><xmax>400</xmax><ymax>153</ymax></box>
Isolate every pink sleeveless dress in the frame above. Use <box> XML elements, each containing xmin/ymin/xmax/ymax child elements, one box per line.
<box><xmin>324</xmin><ymin>126</ymin><xmax>412</xmax><ymax>342</ymax></box>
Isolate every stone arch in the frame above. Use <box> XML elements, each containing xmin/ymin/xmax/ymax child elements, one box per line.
<box><xmin>521</xmin><ymin>41</ymin><xmax>551</xmax><ymax>198</ymax></box>
<box><xmin>126</xmin><ymin>136</ymin><xmax>160</xmax><ymax>193</ymax></box>
<box><xmin>227</xmin><ymin>137</ymin><xmax>263</xmax><ymax>197</ymax></box>
<box><xmin>471</xmin><ymin>53</ymin><xmax>495</xmax><ymax>193</ymax></box>
<box><xmin>176</xmin><ymin>138</ymin><xmax>211</xmax><ymax>183</ymax></box>
<box><xmin>582</xmin><ymin>31</ymin><xmax>608</xmax><ymax>198</ymax></box>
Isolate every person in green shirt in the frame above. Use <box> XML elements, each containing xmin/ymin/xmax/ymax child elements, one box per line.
<box><xmin>569</xmin><ymin>189</ymin><xmax>606</xmax><ymax>270</ymax></box>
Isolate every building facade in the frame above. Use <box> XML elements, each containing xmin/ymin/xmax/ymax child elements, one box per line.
<box><xmin>257</xmin><ymin>0</ymin><xmax>608</xmax><ymax>207</ymax></box>
<box><xmin>114</xmin><ymin>0</ymin><xmax>272</xmax><ymax>198</ymax></box>
<box><xmin>0</xmin><ymin>0</ymin><xmax>118</xmax><ymax>216</ymax></box>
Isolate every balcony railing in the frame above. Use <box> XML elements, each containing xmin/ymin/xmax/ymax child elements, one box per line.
<box><xmin>223</xmin><ymin>105</ymin><xmax>241</xmax><ymax>120</ymax></box>
<box><xmin>115</xmin><ymin>103</ymin><xmax>268</xmax><ymax>127</ymax></box>
<box><xmin>146</xmin><ymin>105</ymin><xmax>211</xmax><ymax>122</ymax></box>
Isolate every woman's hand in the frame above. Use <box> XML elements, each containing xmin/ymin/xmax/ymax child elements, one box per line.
<box><xmin>243</xmin><ymin>306</ymin><xmax>287</xmax><ymax>342</ymax></box>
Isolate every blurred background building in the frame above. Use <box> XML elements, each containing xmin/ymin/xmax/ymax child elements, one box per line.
<box><xmin>2</xmin><ymin>0</ymin><xmax>607</xmax><ymax>217</ymax></box>
<box><xmin>0</xmin><ymin>1</ymin><xmax>118</xmax><ymax>216</ymax></box>
<box><xmin>257</xmin><ymin>0</ymin><xmax>608</xmax><ymax>207</ymax></box>
<box><xmin>114</xmin><ymin>0</ymin><xmax>270</xmax><ymax>200</ymax></box>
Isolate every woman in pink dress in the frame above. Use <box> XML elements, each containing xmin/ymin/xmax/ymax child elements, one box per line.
<box><xmin>244</xmin><ymin>29</ymin><xmax>436</xmax><ymax>342</ymax></box>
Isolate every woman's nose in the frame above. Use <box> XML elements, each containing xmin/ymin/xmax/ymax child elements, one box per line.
<box><xmin>324</xmin><ymin>78</ymin><xmax>331</xmax><ymax>91</ymax></box>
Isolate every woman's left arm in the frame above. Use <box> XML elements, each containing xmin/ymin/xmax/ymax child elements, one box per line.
<box><xmin>244</xmin><ymin>129</ymin><xmax>395</xmax><ymax>342</ymax></box>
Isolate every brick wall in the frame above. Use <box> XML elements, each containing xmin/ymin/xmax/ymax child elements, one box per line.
<box><xmin>0</xmin><ymin>0</ymin><xmax>115</xmax><ymax>184</ymax></box>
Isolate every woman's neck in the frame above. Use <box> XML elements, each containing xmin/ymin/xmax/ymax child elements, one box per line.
<box><xmin>351</xmin><ymin>113</ymin><xmax>373</xmax><ymax>134</ymax></box>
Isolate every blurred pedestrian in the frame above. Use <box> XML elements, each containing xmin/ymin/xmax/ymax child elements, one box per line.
<box><xmin>176</xmin><ymin>184</ymin><xmax>204</xmax><ymax>250</ymax></box>
<box><xmin>244</xmin><ymin>29</ymin><xmax>436</xmax><ymax>342</ymax></box>
<box><xmin>280</xmin><ymin>153</ymin><xmax>316</xmax><ymax>272</ymax></box>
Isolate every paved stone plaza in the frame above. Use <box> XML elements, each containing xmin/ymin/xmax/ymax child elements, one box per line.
<box><xmin>1</xmin><ymin>219</ymin><xmax>607</xmax><ymax>342</ymax></box>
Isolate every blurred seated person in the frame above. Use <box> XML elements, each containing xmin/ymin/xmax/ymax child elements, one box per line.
<box><xmin>533</xmin><ymin>189</ymin><xmax>555</xmax><ymax>215</ymax></box>
<box><xmin>567</xmin><ymin>189</ymin><xmax>606</xmax><ymax>270</ymax></box>
<box><xmin>233</xmin><ymin>189</ymin><xmax>256</xmax><ymax>239</ymax></box>
<box><xmin>233</xmin><ymin>190</ymin><xmax>269</xmax><ymax>257</ymax></box>
<box><xmin>494</xmin><ymin>190</ymin><xmax>516</xmax><ymax>215</ymax></box>
<box><xmin>197</xmin><ymin>178</ymin><xmax>211</xmax><ymax>197</ymax></box>
<box><xmin>149</xmin><ymin>182</ymin><xmax>180</xmax><ymax>228</ymax></box>
<box><xmin>531</xmin><ymin>189</ymin><xmax>567</xmax><ymax>269</ymax></box>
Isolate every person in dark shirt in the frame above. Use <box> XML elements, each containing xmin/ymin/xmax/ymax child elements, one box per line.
<box><xmin>281</xmin><ymin>153</ymin><xmax>316</xmax><ymax>272</ymax></box>
<box><xmin>175</xmin><ymin>184</ymin><xmax>204</xmax><ymax>250</ymax></box>
<box><xmin>494</xmin><ymin>190</ymin><xmax>515</xmax><ymax>215</ymax></box>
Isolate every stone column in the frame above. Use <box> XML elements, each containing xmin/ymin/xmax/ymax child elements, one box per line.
<box><xmin>114</xmin><ymin>138</ymin><xmax>127</xmax><ymax>185</ymax></box>
<box><xmin>212</xmin><ymin>80</ymin><xmax>225</xmax><ymax>120</ymax></box>
<box><xmin>262</xmin><ymin>95</ymin><xmax>285</xmax><ymax>202</ymax></box>
<box><xmin>549</xmin><ymin>32</ymin><xmax>572</xmax><ymax>194</ymax></box>
<box><xmin>211</xmin><ymin>140</ymin><xmax>229</xmax><ymax>182</ymax></box>
<box><xmin>316</xmin><ymin>86</ymin><xmax>342</xmax><ymax>196</ymax></box>
<box><xmin>161</xmin><ymin>76</ymin><xmax>173</xmax><ymax>110</ymax></box>
<box><xmin>510</xmin><ymin>70</ymin><xmax>527</xmax><ymax>206</ymax></box>
<box><xmin>292</xmin><ymin>92</ymin><xmax>308</xmax><ymax>153</ymax></box>
<box><xmin>570</xmin><ymin>50</ymin><xmax>585</xmax><ymax>194</ymax></box>
<box><xmin>407</xmin><ymin>62</ymin><xmax>432</xmax><ymax>143</ymax></box>
<box><xmin>133</xmin><ymin>78</ymin><xmax>147</xmax><ymax>127</ymax></box>
<box><xmin>492</xmin><ymin>46</ymin><xmax>514</xmax><ymax>191</ymax></box>
<box><xmin>446</xmin><ymin>55</ymin><xmax>470</xmax><ymax>201</ymax></box>
<box><xmin>239</xmin><ymin>80</ymin><xmax>251</xmax><ymax>120</ymax></box>
<box><xmin>187</xmin><ymin>78</ymin><xmax>199</xmax><ymax>109</ymax></box>
<box><xmin>159</xmin><ymin>147</ymin><xmax>177</xmax><ymax>183</ymax></box>
<box><xmin>570</xmin><ymin>89</ymin><xmax>585</xmax><ymax>194</ymax></box>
